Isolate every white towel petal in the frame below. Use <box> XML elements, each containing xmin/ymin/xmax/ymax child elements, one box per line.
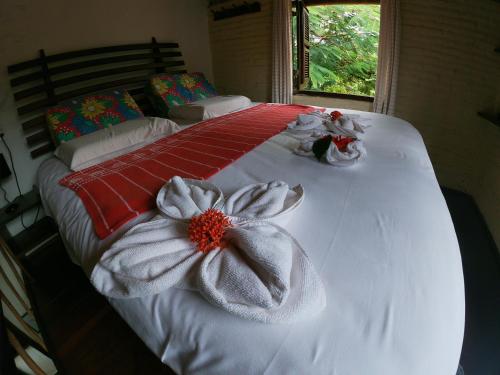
<box><xmin>324</xmin><ymin>121</ymin><xmax>358</xmax><ymax>138</ymax></box>
<box><xmin>324</xmin><ymin>114</ymin><xmax>367</xmax><ymax>138</ymax></box>
<box><xmin>91</xmin><ymin>217</ymin><xmax>202</xmax><ymax>297</ymax></box>
<box><xmin>198</xmin><ymin>222</ymin><xmax>325</xmax><ymax>323</ymax></box>
<box><xmin>324</xmin><ymin>140</ymin><xmax>366</xmax><ymax>167</ymax></box>
<box><xmin>199</xmin><ymin>224</ymin><xmax>292</xmax><ymax>309</ymax></box>
<box><xmin>294</xmin><ymin>137</ymin><xmax>366</xmax><ymax>167</ymax></box>
<box><xmin>157</xmin><ymin>176</ymin><xmax>224</xmax><ymax>221</ymax></box>
<box><xmin>225</xmin><ymin>181</ymin><xmax>304</xmax><ymax>225</ymax></box>
<box><xmin>287</xmin><ymin>113</ymin><xmax>324</xmax><ymax>132</ymax></box>
<box><xmin>352</xmin><ymin>119</ymin><xmax>365</xmax><ymax>133</ymax></box>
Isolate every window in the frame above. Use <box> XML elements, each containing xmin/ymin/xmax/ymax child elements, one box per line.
<box><xmin>293</xmin><ymin>1</ymin><xmax>380</xmax><ymax>98</ymax></box>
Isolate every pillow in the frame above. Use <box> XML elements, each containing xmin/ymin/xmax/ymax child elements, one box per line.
<box><xmin>47</xmin><ymin>89</ymin><xmax>144</xmax><ymax>145</ymax></box>
<box><xmin>168</xmin><ymin>95</ymin><xmax>252</xmax><ymax>122</ymax></box>
<box><xmin>145</xmin><ymin>72</ymin><xmax>218</xmax><ymax>117</ymax></box>
<box><xmin>55</xmin><ymin>117</ymin><xmax>180</xmax><ymax>171</ymax></box>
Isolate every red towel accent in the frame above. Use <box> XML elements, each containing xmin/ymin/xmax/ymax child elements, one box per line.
<box><xmin>59</xmin><ymin>104</ymin><xmax>316</xmax><ymax>239</ymax></box>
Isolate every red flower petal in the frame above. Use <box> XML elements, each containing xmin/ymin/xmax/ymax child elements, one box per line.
<box><xmin>330</xmin><ymin>111</ymin><xmax>343</xmax><ymax>121</ymax></box>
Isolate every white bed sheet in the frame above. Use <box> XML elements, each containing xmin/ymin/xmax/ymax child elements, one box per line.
<box><xmin>37</xmin><ymin>109</ymin><xmax>464</xmax><ymax>375</ymax></box>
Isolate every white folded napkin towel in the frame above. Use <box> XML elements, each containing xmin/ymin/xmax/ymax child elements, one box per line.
<box><xmin>295</xmin><ymin>137</ymin><xmax>366</xmax><ymax>167</ymax></box>
<box><xmin>287</xmin><ymin>110</ymin><xmax>368</xmax><ymax>141</ymax></box>
<box><xmin>91</xmin><ymin>177</ymin><xmax>326</xmax><ymax>323</ymax></box>
<box><xmin>325</xmin><ymin>114</ymin><xmax>367</xmax><ymax>138</ymax></box>
<box><xmin>287</xmin><ymin>113</ymin><xmax>324</xmax><ymax>132</ymax></box>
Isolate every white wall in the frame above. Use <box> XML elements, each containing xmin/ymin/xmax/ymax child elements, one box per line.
<box><xmin>0</xmin><ymin>2</ymin><xmax>211</xmax><ymax>367</ymax></box>
<box><xmin>395</xmin><ymin>0</ymin><xmax>500</xmax><ymax>247</ymax></box>
<box><xmin>0</xmin><ymin>0</ymin><xmax>213</xmax><ymax>231</ymax></box>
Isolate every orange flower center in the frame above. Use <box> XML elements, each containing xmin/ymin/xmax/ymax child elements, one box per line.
<box><xmin>330</xmin><ymin>110</ymin><xmax>343</xmax><ymax>121</ymax></box>
<box><xmin>188</xmin><ymin>209</ymin><xmax>232</xmax><ymax>253</ymax></box>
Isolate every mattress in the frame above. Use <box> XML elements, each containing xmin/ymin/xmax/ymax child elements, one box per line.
<box><xmin>37</xmin><ymin>109</ymin><xmax>464</xmax><ymax>375</ymax></box>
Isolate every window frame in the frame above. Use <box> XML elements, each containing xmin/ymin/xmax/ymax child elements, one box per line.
<box><xmin>293</xmin><ymin>0</ymin><xmax>380</xmax><ymax>102</ymax></box>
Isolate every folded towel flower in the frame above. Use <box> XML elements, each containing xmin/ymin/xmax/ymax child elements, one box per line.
<box><xmin>295</xmin><ymin>134</ymin><xmax>366</xmax><ymax>167</ymax></box>
<box><xmin>287</xmin><ymin>112</ymin><xmax>325</xmax><ymax>132</ymax></box>
<box><xmin>91</xmin><ymin>176</ymin><xmax>326</xmax><ymax>323</ymax></box>
<box><xmin>325</xmin><ymin>110</ymin><xmax>367</xmax><ymax>138</ymax></box>
<box><xmin>287</xmin><ymin>110</ymin><xmax>368</xmax><ymax>140</ymax></box>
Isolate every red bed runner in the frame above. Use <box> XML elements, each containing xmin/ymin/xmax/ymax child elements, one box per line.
<box><xmin>59</xmin><ymin>103</ymin><xmax>315</xmax><ymax>239</ymax></box>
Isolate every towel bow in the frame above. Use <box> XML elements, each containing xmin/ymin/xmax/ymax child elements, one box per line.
<box><xmin>295</xmin><ymin>135</ymin><xmax>366</xmax><ymax>167</ymax></box>
<box><xmin>91</xmin><ymin>176</ymin><xmax>326</xmax><ymax>323</ymax></box>
<box><xmin>287</xmin><ymin>110</ymin><xmax>368</xmax><ymax>140</ymax></box>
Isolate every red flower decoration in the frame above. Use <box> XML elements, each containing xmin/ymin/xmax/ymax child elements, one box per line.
<box><xmin>332</xmin><ymin>135</ymin><xmax>354</xmax><ymax>152</ymax></box>
<box><xmin>188</xmin><ymin>209</ymin><xmax>232</xmax><ymax>253</ymax></box>
<box><xmin>330</xmin><ymin>111</ymin><xmax>343</xmax><ymax>121</ymax></box>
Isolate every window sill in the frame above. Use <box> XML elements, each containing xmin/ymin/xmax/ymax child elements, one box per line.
<box><xmin>294</xmin><ymin>91</ymin><xmax>374</xmax><ymax>103</ymax></box>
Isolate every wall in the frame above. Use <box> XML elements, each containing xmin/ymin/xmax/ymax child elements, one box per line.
<box><xmin>209</xmin><ymin>0</ymin><xmax>273</xmax><ymax>102</ymax></box>
<box><xmin>0</xmin><ymin>0</ymin><xmax>212</xmax><ymax>359</ymax></box>
<box><xmin>209</xmin><ymin>0</ymin><xmax>500</xmax><ymax>248</ymax></box>
<box><xmin>0</xmin><ymin>0</ymin><xmax>213</xmax><ymax>231</ymax></box>
<box><xmin>396</xmin><ymin>0</ymin><xmax>500</xmax><ymax>247</ymax></box>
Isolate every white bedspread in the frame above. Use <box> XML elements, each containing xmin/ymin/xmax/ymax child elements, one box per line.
<box><xmin>37</xmin><ymin>109</ymin><xmax>464</xmax><ymax>375</ymax></box>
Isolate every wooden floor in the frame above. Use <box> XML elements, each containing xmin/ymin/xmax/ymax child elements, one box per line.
<box><xmin>25</xmin><ymin>242</ymin><xmax>175</xmax><ymax>375</ymax></box>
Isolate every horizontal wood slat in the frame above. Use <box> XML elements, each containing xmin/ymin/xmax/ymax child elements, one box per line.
<box><xmin>50</xmin><ymin>52</ymin><xmax>182</xmax><ymax>76</ymax></box>
<box><xmin>17</xmin><ymin>76</ymin><xmax>149</xmax><ymax>115</ymax></box>
<box><xmin>8</xmin><ymin>42</ymin><xmax>179</xmax><ymax>73</ymax></box>
<box><xmin>10</xmin><ymin>52</ymin><xmax>183</xmax><ymax>87</ymax></box>
<box><xmin>30</xmin><ymin>143</ymin><xmax>55</xmax><ymax>159</ymax></box>
<box><xmin>14</xmin><ymin>61</ymin><xmax>185</xmax><ymax>100</ymax></box>
<box><xmin>26</xmin><ymin>130</ymin><xmax>50</xmax><ymax>147</ymax></box>
<box><xmin>7</xmin><ymin>38</ymin><xmax>184</xmax><ymax>158</ymax></box>
<box><xmin>22</xmin><ymin>116</ymin><xmax>46</xmax><ymax>131</ymax></box>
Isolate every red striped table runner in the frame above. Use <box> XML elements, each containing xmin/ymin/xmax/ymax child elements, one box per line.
<box><xmin>60</xmin><ymin>103</ymin><xmax>315</xmax><ymax>238</ymax></box>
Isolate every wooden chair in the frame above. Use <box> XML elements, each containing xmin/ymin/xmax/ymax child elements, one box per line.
<box><xmin>0</xmin><ymin>236</ymin><xmax>56</xmax><ymax>374</ymax></box>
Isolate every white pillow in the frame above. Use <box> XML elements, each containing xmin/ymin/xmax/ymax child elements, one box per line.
<box><xmin>168</xmin><ymin>95</ymin><xmax>251</xmax><ymax>121</ymax></box>
<box><xmin>55</xmin><ymin>117</ymin><xmax>180</xmax><ymax>171</ymax></box>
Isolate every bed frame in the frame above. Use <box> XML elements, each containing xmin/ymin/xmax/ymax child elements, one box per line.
<box><xmin>7</xmin><ymin>37</ymin><xmax>186</xmax><ymax>158</ymax></box>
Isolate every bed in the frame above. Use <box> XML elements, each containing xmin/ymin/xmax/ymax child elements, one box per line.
<box><xmin>8</xmin><ymin>42</ymin><xmax>464</xmax><ymax>374</ymax></box>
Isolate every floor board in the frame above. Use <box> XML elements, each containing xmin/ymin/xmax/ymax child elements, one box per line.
<box><xmin>442</xmin><ymin>188</ymin><xmax>500</xmax><ymax>375</ymax></box>
<box><xmin>27</xmin><ymin>243</ymin><xmax>174</xmax><ymax>375</ymax></box>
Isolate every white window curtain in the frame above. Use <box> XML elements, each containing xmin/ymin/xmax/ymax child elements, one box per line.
<box><xmin>373</xmin><ymin>0</ymin><xmax>401</xmax><ymax>115</ymax></box>
<box><xmin>272</xmin><ymin>0</ymin><xmax>293</xmax><ymax>104</ymax></box>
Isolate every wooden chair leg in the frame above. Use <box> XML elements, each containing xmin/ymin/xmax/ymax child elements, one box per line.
<box><xmin>7</xmin><ymin>329</ymin><xmax>46</xmax><ymax>375</ymax></box>
<box><xmin>0</xmin><ymin>263</ymin><xmax>33</xmax><ymax>315</ymax></box>
<box><xmin>0</xmin><ymin>290</ymin><xmax>46</xmax><ymax>351</ymax></box>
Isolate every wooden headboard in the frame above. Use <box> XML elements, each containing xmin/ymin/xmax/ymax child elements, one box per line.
<box><xmin>7</xmin><ymin>37</ymin><xmax>186</xmax><ymax>158</ymax></box>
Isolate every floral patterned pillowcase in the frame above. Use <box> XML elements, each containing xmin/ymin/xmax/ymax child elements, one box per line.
<box><xmin>46</xmin><ymin>89</ymin><xmax>144</xmax><ymax>145</ymax></box>
<box><xmin>146</xmin><ymin>72</ymin><xmax>218</xmax><ymax>117</ymax></box>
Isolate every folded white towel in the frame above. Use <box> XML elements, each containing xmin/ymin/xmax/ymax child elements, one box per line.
<box><xmin>295</xmin><ymin>136</ymin><xmax>366</xmax><ymax>167</ymax></box>
<box><xmin>287</xmin><ymin>113</ymin><xmax>324</xmax><ymax>132</ymax></box>
<box><xmin>91</xmin><ymin>177</ymin><xmax>326</xmax><ymax>323</ymax></box>
<box><xmin>325</xmin><ymin>114</ymin><xmax>367</xmax><ymax>138</ymax></box>
<box><xmin>287</xmin><ymin>110</ymin><xmax>368</xmax><ymax>140</ymax></box>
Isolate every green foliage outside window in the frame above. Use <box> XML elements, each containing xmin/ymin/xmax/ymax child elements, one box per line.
<box><xmin>307</xmin><ymin>5</ymin><xmax>380</xmax><ymax>97</ymax></box>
